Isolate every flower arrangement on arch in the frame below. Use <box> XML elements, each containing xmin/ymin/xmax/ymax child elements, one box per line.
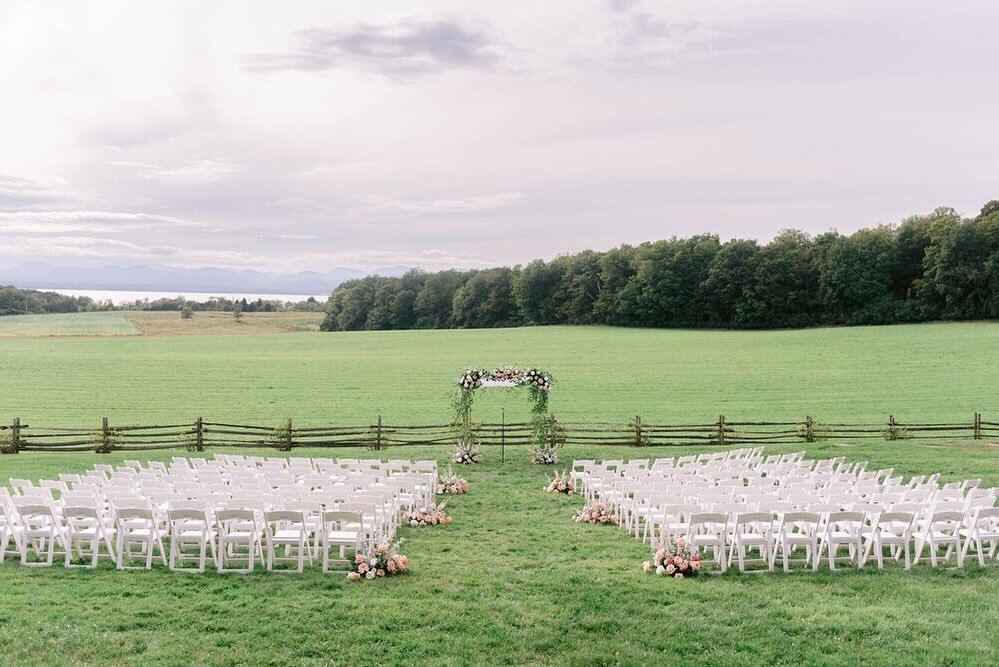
<box><xmin>531</xmin><ymin>445</ymin><xmax>559</xmax><ymax>465</ymax></box>
<box><xmin>573</xmin><ymin>500</ymin><xmax>617</xmax><ymax>525</ymax></box>
<box><xmin>544</xmin><ymin>469</ymin><xmax>574</xmax><ymax>495</ymax></box>
<box><xmin>643</xmin><ymin>536</ymin><xmax>701</xmax><ymax>579</ymax></box>
<box><xmin>347</xmin><ymin>540</ymin><xmax>409</xmax><ymax>580</ymax></box>
<box><xmin>403</xmin><ymin>500</ymin><xmax>453</xmax><ymax>527</ymax></box>
<box><xmin>454</xmin><ymin>441</ymin><xmax>481</xmax><ymax>464</ymax></box>
<box><xmin>458</xmin><ymin>369</ymin><xmax>485</xmax><ymax>392</ymax></box>
<box><xmin>438</xmin><ymin>465</ymin><xmax>470</xmax><ymax>494</ymax></box>
<box><xmin>523</xmin><ymin>368</ymin><xmax>552</xmax><ymax>392</ymax></box>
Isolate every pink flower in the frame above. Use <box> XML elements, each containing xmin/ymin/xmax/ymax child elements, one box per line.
<box><xmin>365</xmin><ymin>570</ymin><xmax>376</xmax><ymax>579</ymax></box>
<box><xmin>674</xmin><ymin>573</ymin><xmax>684</xmax><ymax>579</ymax></box>
<box><xmin>377</xmin><ymin>569</ymin><xmax>385</xmax><ymax>577</ymax></box>
<box><xmin>642</xmin><ymin>561</ymin><xmax>652</xmax><ymax>573</ymax></box>
<box><xmin>656</xmin><ymin>564</ymin><xmax>666</xmax><ymax>575</ymax></box>
<box><xmin>690</xmin><ymin>561</ymin><xmax>700</xmax><ymax>571</ymax></box>
<box><xmin>346</xmin><ymin>572</ymin><xmax>361</xmax><ymax>581</ymax></box>
<box><xmin>666</xmin><ymin>563</ymin><xmax>676</xmax><ymax>574</ymax></box>
<box><xmin>676</xmin><ymin>538</ymin><xmax>686</xmax><ymax>548</ymax></box>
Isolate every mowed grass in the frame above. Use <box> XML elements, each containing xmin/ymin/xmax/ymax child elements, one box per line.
<box><xmin>0</xmin><ymin>320</ymin><xmax>997</xmax><ymax>427</ymax></box>
<box><xmin>0</xmin><ymin>441</ymin><xmax>997</xmax><ymax>666</ymax></box>
<box><xmin>0</xmin><ymin>311</ymin><xmax>139</xmax><ymax>337</ymax></box>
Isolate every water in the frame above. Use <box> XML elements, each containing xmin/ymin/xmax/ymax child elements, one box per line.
<box><xmin>45</xmin><ymin>288</ymin><xmax>324</xmax><ymax>304</ymax></box>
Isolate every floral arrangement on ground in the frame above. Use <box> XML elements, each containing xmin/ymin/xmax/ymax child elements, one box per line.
<box><xmin>438</xmin><ymin>465</ymin><xmax>470</xmax><ymax>494</ymax></box>
<box><xmin>403</xmin><ymin>500</ymin><xmax>453</xmax><ymax>526</ymax></box>
<box><xmin>347</xmin><ymin>540</ymin><xmax>409</xmax><ymax>580</ymax></box>
<box><xmin>642</xmin><ymin>537</ymin><xmax>701</xmax><ymax>578</ymax></box>
<box><xmin>531</xmin><ymin>444</ymin><xmax>559</xmax><ymax>464</ymax></box>
<box><xmin>454</xmin><ymin>442</ymin><xmax>481</xmax><ymax>464</ymax></box>
<box><xmin>545</xmin><ymin>470</ymin><xmax>575</xmax><ymax>495</ymax></box>
<box><xmin>573</xmin><ymin>500</ymin><xmax>617</xmax><ymax>524</ymax></box>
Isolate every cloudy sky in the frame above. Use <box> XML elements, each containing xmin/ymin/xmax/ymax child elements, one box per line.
<box><xmin>1</xmin><ymin>0</ymin><xmax>997</xmax><ymax>274</ymax></box>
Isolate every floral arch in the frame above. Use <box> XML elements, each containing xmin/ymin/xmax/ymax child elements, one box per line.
<box><xmin>452</xmin><ymin>367</ymin><xmax>557</xmax><ymax>458</ymax></box>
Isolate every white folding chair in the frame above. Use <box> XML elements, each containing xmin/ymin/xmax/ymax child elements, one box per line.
<box><xmin>216</xmin><ymin>509</ymin><xmax>262</xmax><ymax>573</ymax></box>
<box><xmin>687</xmin><ymin>512</ymin><xmax>728</xmax><ymax>573</ymax></box>
<box><xmin>168</xmin><ymin>508</ymin><xmax>216</xmax><ymax>573</ymax></box>
<box><xmin>817</xmin><ymin>511</ymin><xmax>865</xmax><ymax>571</ymax></box>
<box><xmin>64</xmin><ymin>505</ymin><xmax>116</xmax><ymax>568</ymax></box>
<box><xmin>771</xmin><ymin>511</ymin><xmax>820</xmax><ymax>572</ymax></box>
<box><xmin>915</xmin><ymin>510</ymin><xmax>965</xmax><ymax>567</ymax></box>
<box><xmin>321</xmin><ymin>510</ymin><xmax>363</xmax><ymax>574</ymax></box>
<box><xmin>115</xmin><ymin>507</ymin><xmax>167</xmax><ymax>570</ymax></box>
<box><xmin>728</xmin><ymin>512</ymin><xmax>775</xmax><ymax>572</ymax></box>
<box><xmin>961</xmin><ymin>507</ymin><xmax>999</xmax><ymax>566</ymax></box>
<box><xmin>264</xmin><ymin>510</ymin><xmax>311</xmax><ymax>572</ymax></box>
<box><xmin>862</xmin><ymin>511</ymin><xmax>914</xmax><ymax>570</ymax></box>
<box><xmin>16</xmin><ymin>503</ymin><xmax>64</xmax><ymax>567</ymax></box>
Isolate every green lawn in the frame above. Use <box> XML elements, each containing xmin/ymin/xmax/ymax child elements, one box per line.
<box><xmin>0</xmin><ymin>311</ymin><xmax>139</xmax><ymax>338</ymax></box>
<box><xmin>1</xmin><ymin>321</ymin><xmax>998</xmax><ymax>664</ymax></box>
<box><xmin>0</xmin><ymin>441</ymin><xmax>997</xmax><ymax>666</ymax></box>
<box><xmin>1</xmin><ymin>321</ymin><xmax>998</xmax><ymax>428</ymax></box>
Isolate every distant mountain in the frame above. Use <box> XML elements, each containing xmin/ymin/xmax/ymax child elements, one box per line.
<box><xmin>0</xmin><ymin>262</ymin><xmax>385</xmax><ymax>295</ymax></box>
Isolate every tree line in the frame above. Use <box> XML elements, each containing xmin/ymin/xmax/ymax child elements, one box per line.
<box><xmin>0</xmin><ymin>287</ymin><xmax>323</xmax><ymax>316</ymax></box>
<box><xmin>321</xmin><ymin>201</ymin><xmax>999</xmax><ymax>331</ymax></box>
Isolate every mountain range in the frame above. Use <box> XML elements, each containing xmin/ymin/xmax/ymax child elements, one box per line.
<box><xmin>0</xmin><ymin>262</ymin><xmax>410</xmax><ymax>296</ymax></box>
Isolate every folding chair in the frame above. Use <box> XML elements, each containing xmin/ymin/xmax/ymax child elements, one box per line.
<box><xmin>817</xmin><ymin>511</ymin><xmax>865</xmax><ymax>571</ymax></box>
<box><xmin>321</xmin><ymin>510</ymin><xmax>363</xmax><ymax>574</ymax></box>
<box><xmin>961</xmin><ymin>507</ymin><xmax>999</xmax><ymax>566</ymax></box>
<box><xmin>115</xmin><ymin>507</ymin><xmax>167</xmax><ymax>570</ymax></box>
<box><xmin>771</xmin><ymin>511</ymin><xmax>820</xmax><ymax>572</ymax></box>
<box><xmin>216</xmin><ymin>509</ymin><xmax>262</xmax><ymax>573</ymax></box>
<box><xmin>64</xmin><ymin>505</ymin><xmax>116</xmax><ymax>568</ymax></box>
<box><xmin>168</xmin><ymin>508</ymin><xmax>216</xmax><ymax>573</ymax></box>
<box><xmin>862</xmin><ymin>511</ymin><xmax>914</xmax><ymax>570</ymax></box>
<box><xmin>915</xmin><ymin>510</ymin><xmax>965</xmax><ymax>567</ymax></box>
<box><xmin>728</xmin><ymin>512</ymin><xmax>775</xmax><ymax>572</ymax></box>
<box><xmin>687</xmin><ymin>512</ymin><xmax>728</xmax><ymax>573</ymax></box>
<box><xmin>264</xmin><ymin>510</ymin><xmax>311</xmax><ymax>572</ymax></box>
<box><xmin>17</xmin><ymin>503</ymin><xmax>64</xmax><ymax>567</ymax></box>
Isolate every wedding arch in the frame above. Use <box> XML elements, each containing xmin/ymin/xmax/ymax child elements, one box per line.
<box><xmin>452</xmin><ymin>366</ymin><xmax>556</xmax><ymax>448</ymax></box>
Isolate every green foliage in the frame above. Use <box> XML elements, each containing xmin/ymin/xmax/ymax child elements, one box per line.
<box><xmin>795</xmin><ymin>419</ymin><xmax>831</xmax><ymax>443</ymax></box>
<box><xmin>268</xmin><ymin>421</ymin><xmax>293</xmax><ymax>451</ymax></box>
<box><xmin>91</xmin><ymin>427</ymin><xmax>122</xmax><ymax>454</ymax></box>
<box><xmin>0</xmin><ymin>430</ymin><xmax>16</xmax><ymax>454</ymax></box>
<box><xmin>317</xmin><ymin>199</ymin><xmax>999</xmax><ymax>331</ymax></box>
<box><xmin>180</xmin><ymin>305</ymin><xmax>194</xmax><ymax>320</ymax></box>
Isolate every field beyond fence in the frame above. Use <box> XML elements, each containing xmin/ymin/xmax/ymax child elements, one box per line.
<box><xmin>1</xmin><ymin>413</ymin><xmax>997</xmax><ymax>454</ymax></box>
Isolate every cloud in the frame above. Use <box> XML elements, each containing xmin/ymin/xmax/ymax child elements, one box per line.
<box><xmin>278</xmin><ymin>234</ymin><xmax>320</xmax><ymax>240</ymax></box>
<box><xmin>0</xmin><ymin>173</ymin><xmax>91</xmax><ymax>208</ymax></box>
<box><xmin>246</xmin><ymin>17</ymin><xmax>498</xmax><ymax>76</ymax></box>
<box><xmin>110</xmin><ymin>158</ymin><xmax>238</xmax><ymax>185</ymax></box>
<box><xmin>361</xmin><ymin>192</ymin><xmax>525</xmax><ymax>214</ymax></box>
<box><xmin>0</xmin><ymin>210</ymin><xmax>201</xmax><ymax>234</ymax></box>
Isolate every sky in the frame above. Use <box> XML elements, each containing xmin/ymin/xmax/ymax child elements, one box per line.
<box><xmin>1</xmin><ymin>0</ymin><xmax>998</xmax><ymax>274</ymax></box>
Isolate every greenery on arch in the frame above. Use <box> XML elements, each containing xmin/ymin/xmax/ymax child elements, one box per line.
<box><xmin>452</xmin><ymin>366</ymin><xmax>555</xmax><ymax>448</ymax></box>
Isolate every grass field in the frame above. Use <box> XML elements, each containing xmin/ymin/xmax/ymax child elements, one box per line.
<box><xmin>1</xmin><ymin>318</ymin><xmax>997</xmax><ymax>665</ymax></box>
<box><xmin>0</xmin><ymin>441</ymin><xmax>997</xmax><ymax>666</ymax></box>
<box><xmin>0</xmin><ymin>311</ymin><xmax>140</xmax><ymax>337</ymax></box>
<box><xmin>0</xmin><ymin>318</ymin><xmax>996</xmax><ymax>427</ymax></box>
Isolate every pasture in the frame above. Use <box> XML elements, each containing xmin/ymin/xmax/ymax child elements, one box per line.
<box><xmin>1</xmin><ymin>318</ymin><xmax>998</xmax><ymax>664</ymax></box>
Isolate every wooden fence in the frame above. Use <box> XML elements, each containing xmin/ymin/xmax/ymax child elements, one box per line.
<box><xmin>1</xmin><ymin>413</ymin><xmax>997</xmax><ymax>454</ymax></box>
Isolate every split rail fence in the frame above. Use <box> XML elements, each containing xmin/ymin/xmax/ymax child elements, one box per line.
<box><xmin>1</xmin><ymin>413</ymin><xmax>997</xmax><ymax>454</ymax></box>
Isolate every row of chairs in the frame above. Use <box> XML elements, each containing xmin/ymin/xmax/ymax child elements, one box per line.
<box><xmin>574</xmin><ymin>451</ymin><xmax>999</xmax><ymax>572</ymax></box>
<box><xmin>2</xmin><ymin>455</ymin><xmax>438</xmax><ymax>574</ymax></box>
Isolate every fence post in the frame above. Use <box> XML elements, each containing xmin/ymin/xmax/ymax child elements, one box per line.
<box><xmin>633</xmin><ymin>415</ymin><xmax>643</xmax><ymax>447</ymax></box>
<box><xmin>3</xmin><ymin>417</ymin><xmax>22</xmax><ymax>454</ymax></box>
<box><xmin>549</xmin><ymin>414</ymin><xmax>558</xmax><ymax>449</ymax></box>
<box><xmin>286</xmin><ymin>418</ymin><xmax>294</xmax><ymax>450</ymax></box>
<box><xmin>717</xmin><ymin>415</ymin><xmax>726</xmax><ymax>447</ymax></box>
<box><xmin>974</xmin><ymin>412</ymin><xmax>981</xmax><ymax>440</ymax></box>
<box><xmin>99</xmin><ymin>416</ymin><xmax>111</xmax><ymax>454</ymax></box>
<box><xmin>375</xmin><ymin>414</ymin><xmax>382</xmax><ymax>451</ymax></box>
<box><xmin>805</xmin><ymin>415</ymin><xmax>814</xmax><ymax>443</ymax></box>
<box><xmin>195</xmin><ymin>416</ymin><xmax>204</xmax><ymax>451</ymax></box>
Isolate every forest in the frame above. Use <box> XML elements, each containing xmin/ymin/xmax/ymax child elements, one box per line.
<box><xmin>321</xmin><ymin>201</ymin><xmax>999</xmax><ymax>331</ymax></box>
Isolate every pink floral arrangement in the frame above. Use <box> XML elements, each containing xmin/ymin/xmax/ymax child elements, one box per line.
<box><xmin>643</xmin><ymin>537</ymin><xmax>701</xmax><ymax>578</ymax></box>
<box><xmin>403</xmin><ymin>500</ymin><xmax>453</xmax><ymax>527</ymax></box>
<box><xmin>573</xmin><ymin>500</ymin><xmax>617</xmax><ymax>524</ymax></box>
<box><xmin>347</xmin><ymin>540</ymin><xmax>409</xmax><ymax>580</ymax></box>
<box><xmin>438</xmin><ymin>465</ymin><xmax>470</xmax><ymax>494</ymax></box>
<box><xmin>545</xmin><ymin>470</ymin><xmax>575</xmax><ymax>495</ymax></box>
<box><xmin>531</xmin><ymin>445</ymin><xmax>559</xmax><ymax>465</ymax></box>
<box><xmin>454</xmin><ymin>441</ymin><xmax>481</xmax><ymax>464</ymax></box>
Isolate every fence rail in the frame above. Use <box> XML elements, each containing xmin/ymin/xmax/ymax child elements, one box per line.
<box><xmin>1</xmin><ymin>412</ymin><xmax>997</xmax><ymax>454</ymax></box>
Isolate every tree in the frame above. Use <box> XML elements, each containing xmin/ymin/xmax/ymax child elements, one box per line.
<box><xmin>701</xmin><ymin>239</ymin><xmax>760</xmax><ymax>326</ymax></box>
<box><xmin>512</xmin><ymin>260</ymin><xmax>564</xmax><ymax>324</ymax></box>
<box><xmin>232</xmin><ymin>302</ymin><xmax>243</xmax><ymax>322</ymax></box>
<box><xmin>180</xmin><ymin>305</ymin><xmax>194</xmax><ymax>320</ymax></box>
